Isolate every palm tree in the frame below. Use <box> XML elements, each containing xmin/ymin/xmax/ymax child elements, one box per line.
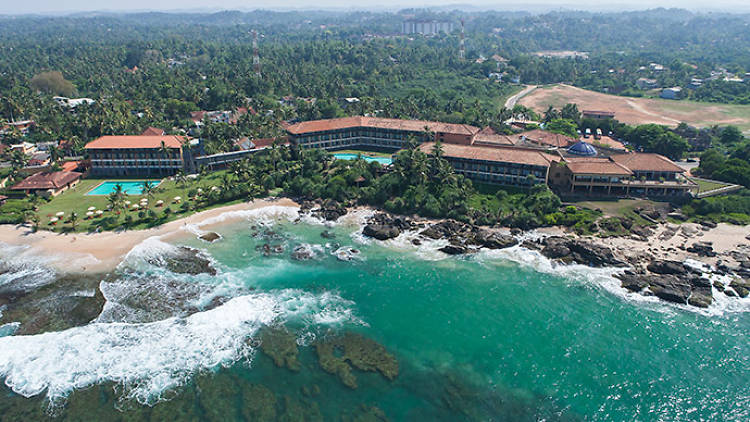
<box><xmin>69</xmin><ymin>211</ymin><xmax>79</xmax><ymax>230</ymax></box>
<box><xmin>141</xmin><ymin>181</ymin><xmax>155</xmax><ymax>208</ymax></box>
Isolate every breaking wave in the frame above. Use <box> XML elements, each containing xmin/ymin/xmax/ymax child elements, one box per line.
<box><xmin>0</xmin><ymin>289</ymin><xmax>358</xmax><ymax>405</ymax></box>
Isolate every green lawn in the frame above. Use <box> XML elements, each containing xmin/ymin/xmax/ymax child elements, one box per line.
<box><xmin>36</xmin><ymin>171</ymin><xmax>234</xmax><ymax>232</ymax></box>
<box><xmin>689</xmin><ymin>177</ymin><xmax>731</xmax><ymax>194</ymax></box>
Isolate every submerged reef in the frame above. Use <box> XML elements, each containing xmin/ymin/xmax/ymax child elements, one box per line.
<box><xmin>315</xmin><ymin>331</ymin><xmax>399</xmax><ymax>389</ymax></box>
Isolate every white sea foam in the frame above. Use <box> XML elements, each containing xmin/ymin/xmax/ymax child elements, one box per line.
<box><xmin>189</xmin><ymin>205</ymin><xmax>302</xmax><ymax>233</ymax></box>
<box><xmin>0</xmin><ymin>289</ymin><xmax>358</xmax><ymax>404</ymax></box>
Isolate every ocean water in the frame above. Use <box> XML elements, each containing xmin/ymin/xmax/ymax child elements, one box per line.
<box><xmin>0</xmin><ymin>206</ymin><xmax>748</xmax><ymax>421</ymax></box>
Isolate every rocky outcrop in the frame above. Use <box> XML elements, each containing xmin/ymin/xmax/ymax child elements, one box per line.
<box><xmin>616</xmin><ymin>260</ymin><xmax>714</xmax><ymax>308</ymax></box>
<box><xmin>419</xmin><ymin>220</ymin><xmax>518</xmax><ymax>254</ymax></box>
<box><xmin>362</xmin><ymin>224</ymin><xmax>401</xmax><ymax>241</ymax></box>
<box><xmin>687</xmin><ymin>241</ymin><xmax>716</xmax><ymax>257</ymax></box>
<box><xmin>535</xmin><ymin>237</ymin><xmax>626</xmax><ymax>267</ymax></box>
<box><xmin>198</xmin><ymin>232</ymin><xmax>222</xmax><ymax>243</ymax></box>
<box><xmin>147</xmin><ymin>246</ymin><xmax>217</xmax><ymax>275</ymax></box>
<box><xmin>291</xmin><ymin>244</ymin><xmax>317</xmax><ymax>261</ymax></box>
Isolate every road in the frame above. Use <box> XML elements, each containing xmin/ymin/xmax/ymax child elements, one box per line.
<box><xmin>504</xmin><ymin>85</ymin><xmax>537</xmax><ymax>109</ymax></box>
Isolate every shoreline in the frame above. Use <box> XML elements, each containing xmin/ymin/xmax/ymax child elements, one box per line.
<box><xmin>0</xmin><ymin>198</ymin><xmax>299</xmax><ymax>274</ymax></box>
<box><xmin>1</xmin><ymin>197</ymin><xmax>748</xmax><ymax>286</ymax></box>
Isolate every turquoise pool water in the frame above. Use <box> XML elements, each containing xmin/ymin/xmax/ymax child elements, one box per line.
<box><xmin>86</xmin><ymin>181</ymin><xmax>158</xmax><ymax>196</ymax></box>
<box><xmin>333</xmin><ymin>153</ymin><xmax>392</xmax><ymax>165</ymax></box>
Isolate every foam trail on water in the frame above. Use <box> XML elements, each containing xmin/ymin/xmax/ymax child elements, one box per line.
<box><xmin>0</xmin><ymin>289</ymin><xmax>358</xmax><ymax>404</ymax></box>
<box><xmin>185</xmin><ymin>205</ymin><xmax>302</xmax><ymax>235</ymax></box>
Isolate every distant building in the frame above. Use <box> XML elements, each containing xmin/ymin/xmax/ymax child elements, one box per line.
<box><xmin>11</xmin><ymin>171</ymin><xmax>82</xmax><ymax>197</ymax></box>
<box><xmin>286</xmin><ymin>116</ymin><xmax>481</xmax><ymax>150</ymax></box>
<box><xmin>10</xmin><ymin>142</ymin><xmax>37</xmax><ymax>155</ymax></box>
<box><xmin>85</xmin><ymin>135</ymin><xmax>188</xmax><ymax>177</ymax></box>
<box><xmin>53</xmin><ymin>97</ymin><xmax>96</xmax><ymax>109</ymax></box>
<box><xmin>190</xmin><ymin>108</ymin><xmax>251</xmax><ymax>127</ymax></box>
<box><xmin>636</xmin><ymin>78</ymin><xmax>658</xmax><ymax>90</ymax></box>
<box><xmin>582</xmin><ymin>110</ymin><xmax>616</xmax><ymax>120</ymax></box>
<box><xmin>518</xmin><ymin>129</ymin><xmax>577</xmax><ymax>149</ymax></box>
<box><xmin>401</xmin><ymin>20</ymin><xmax>454</xmax><ymax>35</ymax></box>
<box><xmin>660</xmin><ymin>87</ymin><xmax>682</xmax><ymax>100</ymax></box>
<box><xmin>140</xmin><ymin>127</ymin><xmax>166</xmax><ymax>136</ymax></box>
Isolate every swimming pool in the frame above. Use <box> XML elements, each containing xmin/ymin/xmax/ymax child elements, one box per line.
<box><xmin>86</xmin><ymin>181</ymin><xmax>159</xmax><ymax>196</ymax></box>
<box><xmin>332</xmin><ymin>153</ymin><xmax>392</xmax><ymax>165</ymax></box>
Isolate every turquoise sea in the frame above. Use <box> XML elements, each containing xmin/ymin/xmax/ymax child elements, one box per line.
<box><xmin>0</xmin><ymin>206</ymin><xmax>748</xmax><ymax>421</ymax></box>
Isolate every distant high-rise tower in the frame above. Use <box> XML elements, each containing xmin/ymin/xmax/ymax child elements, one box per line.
<box><xmin>252</xmin><ymin>30</ymin><xmax>261</xmax><ymax>78</ymax></box>
<box><xmin>459</xmin><ymin>19</ymin><xmax>465</xmax><ymax>61</ymax></box>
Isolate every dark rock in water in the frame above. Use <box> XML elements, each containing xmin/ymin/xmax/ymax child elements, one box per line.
<box><xmin>538</xmin><ymin>237</ymin><xmax>626</xmax><ymax>267</ymax></box>
<box><xmin>291</xmin><ymin>245</ymin><xmax>316</xmax><ymax>261</ymax></box>
<box><xmin>687</xmin><ymin>241</ymin><xmax>716</xmax><ymax>257</ymax></box>
<box><xmin>257</xmin><ymin>243</ymin><xmax>285</xmax><ymax>257</ymax></box>
<box><xmin>647</xmin><ymin>274</ymin><xmax>692</xmax><ymax>304</ymax></box>
<box><xmin>198</xmin><ymin>232</ymin><xmax>222</xmax><ymax>243</ymax></box>
<box><xmin>618</xmin><ymin>274</ymin><xmax>650</xmax><ymax>292</ymax></box>
<box><xmin>474</xmin><ymin>230</ymin><xmax>518</xmax><ymax>249</ymax></box>
<box><xmin>510</xmin><ymin>228</ymin><xmax>522</xmax><ymax>236</ymax></box>
<box><xmin>724</xmin><ymin>289</ymin><xmax>737</xmax><ymax>297</ymax></box>
<box><xmin>315</xmin><ymin>331</ymin><xmax>398</xmax><ymax>389</ymax></box>
<box><xmin>259</xmin><ymin>326</ymin><xmax>301</xmax><ymax>371</ymax></box>
<box><xmin>411</xmin><ymin>239</ymin><xmax>422</xmax><ymax>246</ymax></box>
<box><xmin>362</xmin><ymin>224</ymin><xmax>401</xmax><ymax>241</ymax></box>
<box><xmin>439</xmin><ymin>244</ymin><xmax>468</xmax><ymax>255</ymax></box>
<box><xmin>420</xmin><ymin>220</ymin><xmax>469</xmax><ymax>240</ymax></box>
<box><xmin>540</xmin><ymin>238</ymin><xmax>571</xmax><ymax>260</ymax></box>
<box><xmin>320</xmin><ymin>230</ymin><xmax>336</xmax><ymax>239</ymax></box>
<box><xmin>147</xmin><ymin>246</ymin><xmax>217</xmax><ymax>275</ymax></box>
<box><xmin>313</xmin><ymin>199</ymin><xmax>348</xmax><ymax>221</ymax></box>
<box><xmin>647</xmin><ymin>260</ymin><xmax>689</xmax><ymax>275</ymax></box>
<box><xmin>688</xmin><ymin>286</ymin><xmax>713</xmax><ymax>308</ymax></box>
<box><xmin>730</xmin><ymin>278</ymin><xmax>750</xmax><ymax>298</ymax></box>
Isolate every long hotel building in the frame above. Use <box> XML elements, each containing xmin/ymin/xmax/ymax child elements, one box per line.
<box><xmin>85</xmin><ymin>135</ymin><xmax>187</xmax><ymax>177</ymax></box>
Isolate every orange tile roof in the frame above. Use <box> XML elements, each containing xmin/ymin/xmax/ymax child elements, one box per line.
<box><xmin>566</xmin><ymin>159</ymin><xmax>633</xmax><ymax>176</ymax></box>
<box><xmin>591</xmin><ymin>136</ymin><xmax>626</xmax><ymax>151</ymax></box>
<box><xmin>286</xmin><ymin>116</ymin><xmax>480</xmax><ymax>137</ymax></box>
<box><xmin>473</xmin><ymin>127</ymin><xmax>516</xmax><ymax>146</ymax></box>
<box><xmin>140</xmin><ymin>127</ymin><xmax>165</xmax><ymax>136</ymax></box>
<box><xmin>610</xmin><ymin>153</ymin><xmax>684</xmax><ymax>173</ymax></box>
<box><xmin>420</xmin><ymin>143</ymin><xmax>555</xmax><ymax>167</ymax></box>
<box><xmin>85</xmin><ymin>135</ymin><xmax>186</xmax><ymax>150</ymax></box>
<box><xmin>520</xmin><ymin>129</ymin><xmax>576</xmax><ymax>148</ymax></box>
<box><xmin>11</xmin><ymin>171</ymin><xmax>82</xmax><ymax>190</ymax></box>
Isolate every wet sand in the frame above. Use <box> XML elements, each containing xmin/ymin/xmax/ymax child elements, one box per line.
<box><xmin>0</xmin><ymin>198</ymin><xmax>298</xmax><ymax>274</ymax></box>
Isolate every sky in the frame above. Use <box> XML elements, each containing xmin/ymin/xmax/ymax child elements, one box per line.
<box><xmin>1</xmin><ymin>0</ymin><xmax>750</xmax><ymax>15</ymax></box>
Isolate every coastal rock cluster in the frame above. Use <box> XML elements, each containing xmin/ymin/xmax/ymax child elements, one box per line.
<box><xmin>616</xmin><ymin>260</ymin><xmax>716</xmax><ymax>307</ymax></box>
<box><xmin>300</xmin><ymin>199</ymin><xmax>348</xmax><ymax>221</ymax></box>
<box><xmin>361</xmin><ymin>213</ymin><xmax>518</xmax><ymax>253</ymax></box>
<box><xmin>146</xmin><ymin>246</ymin><xmax>217</xmax><ymax>275</ymax></box>
<box><xmin>521</xmin><ymin>236</ymin><xmax>627</xmax><ymax>267</ymax></box>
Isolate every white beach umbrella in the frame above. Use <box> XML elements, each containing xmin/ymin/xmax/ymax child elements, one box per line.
<box><xmin>55</xmin><ymin>211</ymin><xmax>64</xmax><ymax>217</ymax></box>
<box><xmin>96</xmin><ymin>210</ymin><xmax>104</xmax><ymax>215</ymax></box>
<box><xmin>86</xmin><ymin>211</ymin><xmax>94</xmax><ymax>217</ymax></box>
<box><xmin>87</xmin><ymin>206</ymin><xmax>96</xmax><ymax>211</ymax></box>
<box><xmin>174</xmin><ymin>196</ymin><xmax>181</xmax><ymax>201</ymax></box>
<box><xmin>156</xmin><ymin>200</ymin><xmax>164</xmax><ymax>205</ymax></box>
<box><xmin>124</xmin><ymin>200</ymin><xmax>131</xmax><ymax>205</ymax></box>
<box><xmin>50</xmin><ymin>217</ymin><xmax>59</xmax><ymax>223</ymax></box>
<box><xmin>132</xmin><ymin>204</ymin><xmax>140</xmax><ymax>209</ymax></box>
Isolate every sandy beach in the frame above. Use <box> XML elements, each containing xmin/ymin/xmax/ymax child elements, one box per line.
<box><xmin>573</xmin><ymin>222</ymin><xmax>750</xmax><ymax>267</ymax></box>
<box><xmin>0</xmin><ymin>198</ymin><xmax>299</xmax><ymax>274</ymax></box>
